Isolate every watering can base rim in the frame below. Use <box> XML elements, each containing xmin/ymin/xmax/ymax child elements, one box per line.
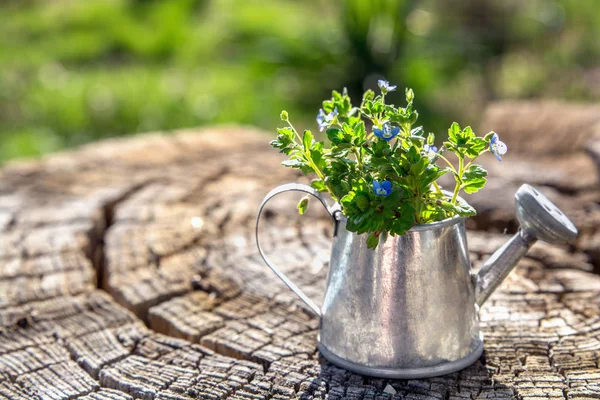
<box><xmin>317</xmin><ymin>338</ymin><xmax>484</xmax><ymax>379</ymax></box>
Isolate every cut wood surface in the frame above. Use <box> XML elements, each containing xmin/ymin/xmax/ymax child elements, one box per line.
<box><xmin>0</xmin><ymin>103</ymin><xmax>599</xmax><ymax>399</ymax></box>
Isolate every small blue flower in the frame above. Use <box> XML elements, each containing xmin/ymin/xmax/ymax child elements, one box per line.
<box><xmin>377</xmin><ymin>80</ymin><xmax>397</xmax><ymax>93</ymax></box>
<box><xmin>489</xmin><ymin>132</ymin><xmax>507</xmax><ymax>161</ymax></box>
<box><xmin>373</xmin><ymin>180</ymin><xmax>392</xmax><ymax>197</ymax></box>
<box><xmin>423</xmin><ymin>144</ymin><xmax>438</xmax><ymax>160</ymax></box>
<box><xmin>316</xmin><ymin>107</ymin><xmax>338</xmax><ymax>132</ymax></box>
<box><xmin>373</xmin><ymin>123</ymin><xmax>400</xmax><ymax>141</ymax></box>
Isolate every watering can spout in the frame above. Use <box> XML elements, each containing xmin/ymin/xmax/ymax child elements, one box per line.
<box><xmin>473</xmin><ymin>184</ymin><xmax>578</xmax><ymax>306</ymax></box>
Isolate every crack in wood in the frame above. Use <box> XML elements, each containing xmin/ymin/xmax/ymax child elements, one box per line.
<box><xmin>0</xmin><ymin>124</ymin><xmax>599</xmax><ymax>399</ymax></box>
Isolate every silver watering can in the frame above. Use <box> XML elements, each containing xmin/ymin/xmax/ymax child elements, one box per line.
<box><xmin>255</xmin><ymin>183</ymin><xmax>578</xmax><ymax>379</ymax></box>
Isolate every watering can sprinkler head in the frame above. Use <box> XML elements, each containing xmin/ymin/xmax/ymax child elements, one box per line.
<box><xmin>514</xmin><ymin>184</ymin><xmax>578</xmax><ymax>244</ymax></box>
<box><xmin>474</xmin><ymin>184</ymin><xmax>578</xmax><ymax>306</ymax></box>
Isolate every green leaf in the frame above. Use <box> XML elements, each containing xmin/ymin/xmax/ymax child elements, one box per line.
<box><xmin>448</xmin><ymin>122</ymin><xmax>461</xmax><ymax>143</ymax></box>
<box><xmin>281</xmin><ymin>159</ymin><xmax>304</xmax><ymax>168</ymax></box>
<box><xmin>411</xmin><ymin>126</ymin><xmax>424</xmax><ymax>137</ymax></box>
<box><xmin>330</xmin><ymin>147</ymin><xmax>350</xmax><ymax>157</ymax></box>
<box><xmin>427</xmin><ymin>132</ymin><xmax>435</xmax><ymax>145</ymax></box>
<box><xmin>362</xmin><ymin>99</ymin><xmax>374</xmax><ymax>116</ymax></box>
<box><xmin>355</xmin><ymin>194</ymin><xmax>370</xmax><ymax>211</ymax></box>
<box><xmin>326</xmin><ymin>128</ymin><xmax>344</xmax><ymax>145</ymax></box>
<box><xmin>270</xmin><ymin>127</ymin><xmax>297</xmax><ymax>155</ymax></box>
<box><xmin>310</xmin><ymin>179</ymin><xmax>327</xmax><ymax>192</ymax></box>
<box><xmin>346</xmin><ymin>209</ymin><xmax>376</xmax><ymax>234</ymax></box>
<box><xmin>366</xmin><ymin>233</ymin><xmax>380</xmax><ymax>249</ymax></box>
<box><xmin>409</xmin><ymin>158</ymin><xmax>428</xmax><ymax>177</ymax></box>
<box><xmin>372</xmin><ymin>139</ymin><xmax>390</xmax><ymax>157</ymax></box>
<box><xmin>455</xmin><ymin>201</ymin><xmax>477</xmax><ymax>216</ymax></box>
<box><xmin>409</xmin><ymin>111</ymin><xmax>419</xmax><ymax>124</ymax></box>
<box><xmin>270</xmin><ymin>139</ymin><xmax>294</xmax><ymax>155</ymax></box>
<box><xmin>310</xmin><ymin>142</ymin><xmax>325</xmax><ymax>170</ymax></box>
<box><xmin>390</xmin><ymin>202</ymin><xmax>415</xmax><ymax>235</ymax></box>
<box><xmin>465</xmin><ymin>137</ymin><xmax>486</xmax><ymax>158</ymax></box>
<box><xmin>361</xmin><ymin>90</ymin><xmax>375</xmax><ymax>107</ymax></box>
<box><xmin>276</xmin><ymin>127</ymin><xmax>294</xmax><ymax>139</ymax></box>
<box><xmin>322</xmin><ymin>99</ymin><xmax>335</xmax><ymax>112</ymax></box>
<box><xmin>419</xmin><ymin>166</ymin><xmax>447</xmax><ymax>192</ymax></box>
<box><xmin>340</xmin><ymin>191</ymin><xmax>356</xmax><ymax>209</ymax></box>
<box><xmin>372</xmin><ymin>99</ymin><xmax>385</xmax><ymax>115</ymax></box>
<box><xmin>353</xmin><ymin>121</ymin><xmax>367</xmax><ymax>145</ymax></box>
<box><xmin>341</xmin><ymin>122</ymin><xmax>354</xmax><ymax>136</ymax></box>
<box><xmin>340</xmin><ymin>180</ymin><xmax>351</xmax><ymax>192</ymax></box>
<box><xmin>303</xmin><ymin>130</ymin><xmax>313</xmax><ymax>152</ymax></box>
<box><xmin>462</xmin><ymin>126</ymin><xmax>475</xmax><ymax>140</ymax></box>
<box><xmin>324</xmin><ymin>89</ymin><xmax>353</xmax><ymax>116</ymax></box>
<box><xmin>405</xmin><ymin>145</ymin><xmax>420</xmax><ymax>163</ymax></box>
<box><xmin>420</xmin><ymin>205</ymin><xmax>447</xmax><ymax>223</ymax></box>
<box><xmin>461</xmin><ymin>164</ymin><xmax>487</xmax><ymax>194</ymax></box>
<box><xmin>381</xmin><ymin>187</ymin><xmax>403</xmax><ymax>207</ymax></box>
<box><xmin>462</xmin><ymin>178</ymin><xmax>487</xmax><ymax>194</ymax></box>
<box><xmin>405</xmin><ymin>88</ymin><xmax>414</xmax><ymax>103</ymax></box>
<box><xmin>442</xmin><ymin>141</ymin><xmax>455</xmax><ymax>151</ymax></box>
<box><xmin>297</xmin><ymin>196</ymin><xmax>309</xmax><ymax>215</ymax></box>
<box><xmin>464</xmin><ymin>164</ymin><xmax>487</xmax><ymax>180</ymax></box>
<box><xmin>484</xmin><ymin>131</ymin><xmax>496</xmax><ymax>142</ymax></box>
<box><xmin>438</xmin><ymin>200</ymin><xmax>476</xmax><ymax>217</ymax></box>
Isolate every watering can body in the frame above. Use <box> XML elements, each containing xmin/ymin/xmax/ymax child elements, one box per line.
<box><xmin>256</xmin><ymin>183</ymin><xmax>578</xmax><ymax>378</ymax></box>
<box><xmin>320</xmin><ymin>215</ymin><xmax>482</xmax><ymax>378</ymax></box>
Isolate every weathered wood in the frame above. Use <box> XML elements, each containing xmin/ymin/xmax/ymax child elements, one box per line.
<box><xmin>479</xmin><ymin>101</ymin><xmax>600</xmax><ymax>155</ymax></box>
<box><xmin>0</xmin><ymin>116</ymin><xmax>598</xmax><ymax>399</ymax></box>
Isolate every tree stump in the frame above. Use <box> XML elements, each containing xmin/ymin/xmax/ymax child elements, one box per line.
<box><xmin>0</xmin><ymin>110</ymin><xmax>599</xmax><ymax>399</ymax></box>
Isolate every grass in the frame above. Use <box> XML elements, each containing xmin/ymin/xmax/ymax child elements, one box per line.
<box><xmin>0</xmin><ymin>0</ymin><xmax>347</xmax><ymax>160</ymax></box>
<box><xmin>0</xmin><ymin>0</ymin><xmax>598</xmax><ymax>161</ymax></box>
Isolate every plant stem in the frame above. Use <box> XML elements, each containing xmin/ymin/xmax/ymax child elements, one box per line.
<box><xmin>353</xmin><ymin>148</ymin><xmax>362</xmax><ymax>168</ymax></box>
<box><xmin>287</xmin><ymin>121</ymin><xmax>339</xmax><ymax>202</ymax></box>
<box><xmin>302</xmin><ymin>151</ymin><xmax>332</xmax><ymax>195</ymax></box>
<box><xmin>463</xmin><ymin>149</ymin><xmax>489</xmax><ymax>170</ymax></box>
<box><xmin>414</xmin><ymin>196</ymin><xmax>422</xmax><ymax>224</ymax></box>
<box><xmin>308</xmin><ymin>157</ymin><xmax>340</xmax><ymax>203</ymax></box>
<box><xmin>377</xmin><ymin>93</ymin><xmax>385</xmax><ymax>122</ymax></box>
<box><xmin>451</xmin><ymin>156</ymin><xmax>464</xmax><ymax>204</ymax></box>
<box><xmin>432</xmin><ymin>181</ymin><xmax>443</xmax><ymax>195</ymax></box>
<box><xmin>287</xmin><ymin>121</ymin><xmax>324</xmax><ymax>179</ymax></box>
<box><xmin>436</xmin><ymin>154</ymin><xmax>457</xmax><ymax>173</ymax></box>
<box><xmin>401</xmin><ymin>123</ymin><xmax>411</xmax><ymax>138</ymax></box>
<box><xmin>286</xmin><ymin>121</ymin><xmax>302</xmax><ymax>143</ymax></box>
<box><xmin>451</xmin><ymin>184</ymin><xmax>461</xmax><ymax>205</ymax></box>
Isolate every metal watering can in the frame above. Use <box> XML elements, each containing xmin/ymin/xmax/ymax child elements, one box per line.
<box><xmin>255</xmin><ymin>183</ymin><xmax>578</xmax><ymax>379</ymax></box>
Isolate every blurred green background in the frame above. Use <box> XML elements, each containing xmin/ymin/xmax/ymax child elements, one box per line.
<box><xmin>1</xmin><ymin>0</ymin><xmax>599</xmax><ymax>161</ymax></box>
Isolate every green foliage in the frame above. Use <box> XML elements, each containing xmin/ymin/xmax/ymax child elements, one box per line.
<box><xmin>271</xmin><ymin>85</ymin><xmax>500</xmax><ymax>248</ymax></box>
<box><xmin>1</xmin><ymin>0</ymin><xmax>598</xmax><ymax>162</ymax></box>
<box><xmin>297</xmin><ymin>195</ymin><xmax>309</xmax><ymax>215</ymax></box>
<box><xmin>0</xmin><ymin>0</ymin><xmax>349</xmax><ymax>161</ymax></box>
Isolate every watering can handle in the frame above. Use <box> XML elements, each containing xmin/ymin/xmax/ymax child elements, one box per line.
<box><xmin>256</xmin><ymin>183</ymin><xmax>339</xmax><ymax>318</ymax></box>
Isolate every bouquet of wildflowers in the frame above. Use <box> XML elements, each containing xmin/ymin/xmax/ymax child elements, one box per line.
<box><xmin>271</xmin><ymin>81</ymin><xmax>507</xmax><ymax>248</ymax></box>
